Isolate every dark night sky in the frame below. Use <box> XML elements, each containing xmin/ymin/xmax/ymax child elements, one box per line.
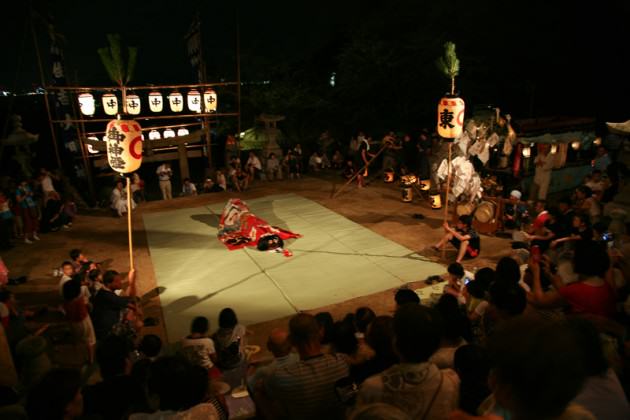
<box><xmin>2</xmin><ymin>0</ymin><xmax>630</xmax><ymax>121</ymax></box>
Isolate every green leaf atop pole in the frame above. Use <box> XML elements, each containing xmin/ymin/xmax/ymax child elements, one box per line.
<box><xmin>435</xmin><ymin>41</ymin><xmax>460</xmax><ymax>95</ymax></box>
<box><xmin>97</xmin><ymin>34</ymin><xmax>137</xmax><ymax>87</ymax></box>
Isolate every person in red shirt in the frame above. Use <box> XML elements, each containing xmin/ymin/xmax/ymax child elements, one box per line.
<box><xmin>528</xmin><ymin>241</ymin><xmax>616</xmax><ymax>318</ymax></box>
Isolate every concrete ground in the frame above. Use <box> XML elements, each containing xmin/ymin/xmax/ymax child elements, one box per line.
<box><xmin>3</xmin><ymin>172</ymin><xmax>512</xmax><ymax>365</ymax></box>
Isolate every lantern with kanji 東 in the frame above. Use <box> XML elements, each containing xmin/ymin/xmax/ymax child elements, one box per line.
<box><xmin>126</xmin><ymin>94</ymin><xmax>141</xmax><ymax>115</ymax></box>
<box><xmin>149</xmin><ymin>91</ymin><xmax>163</xmax><ymax>112</ymax></box>
<box><xmin>105</xmin><ymin>119</ymin><xmax>143</xmax><ymax>173</ymax></box>
<box><xmin>203</xmin><ymin>89</ymin><xmax>217</xmax><ymax>112</ymax></box>
<box><xmin>102</xmin><ymin>93</ymin><xmax>118</xmax><ymax>116</ymax></box>
<box><xmin>436</xmin><ymin>95</ymin><xmax>465</xmax><ymax>140</ymax></box>
<box><xmin>78</xmin><ymin>93</ymin><xmax>95</xmax><ymax>116</ymax></box>
<box><xmin>168</xmin><ymin>92</ymin><xmax>184</xmax><ymax>112</ymax></box>
<box><xmin>187</xmin><ymin>90</ymin><xmax>201</xmax><ymax>113</ymax></box>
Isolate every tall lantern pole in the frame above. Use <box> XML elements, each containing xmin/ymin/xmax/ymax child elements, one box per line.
<box><xmin>436</xmin><ymin>42</ymin><xmax>465</xmax><ymax>258</ymax></box>
<box><xmin>98</xmin><ymin>34</ymin><xmax>139</xmax><ymax>269</ymax></box>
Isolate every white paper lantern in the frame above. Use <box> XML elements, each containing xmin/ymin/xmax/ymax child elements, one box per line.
<box><xmin>177</xmin><ymin>128</ymin><xmax>190</xmax><ymax>136</ymax></box>
<box><xmin>78</xmin><ymin>93</ymin><xmax>95</xmax><ymax>116</ymax></box>
<box><xmin>571</xmin><ymin>140</ymin><xmax>581</xmax><ymax>150</ymax></box>
<box><xmin>86</xmin><ymin>136</ymin><xmax>100</xmax><ymax>154</ymax></box>
<box><xmin>168</xmin><ymin>92</ymin><xmax>184</xmax><ymax>112</ymax></box>
<box><xmin>593</xmin><ymin>137</ymin><xmax>602</xmax><ymax>146</ymax></box>
<box><xmin>148</xmin><ymin>130</ymin><xmax>161</xmax><ymax>140</ymax></box>
<box><xmin>187</xmin><ymin>89</ymin><xmax>202</xmax><ymax>113</ymax></box>
<box><xmin>163</xmin><ymin>128</ymin><xmax>176</xmax><ymax>138</ymax></box>
<box><xmin>522</xmin><ymin>146</ymin><xmax>531</xmax><ymax>158</ymax></box>
<box><xmin>105</xmin><ymin>119</ymin><xmax>143</xmax><ymax>173</ymax></box>
<box><xmin>126</xmin><ymin>94</ymin><xmax>141</xmax><ymax>115</ymax></box>
<box><xmin>437</xmin><ymin>95</ymin><xmax>465</xmax><ymax>140</ymax></box>
<box><xmin>550</xmin><ymin>144</ymin><xmax>558</xmax><ymax>154</ymax></box>
<box><xmin>149</xmin><ymin>91</ymin><xmax>163</xmax><ymax>112</ymax></box>
<box><xmin>203</xmin><ymin>88</ymin><xmax>217</xmax><ymax>112</ymax></box>
<box><xmin>102</xmin><ymin>93</ymin><xmax>118</xmax><ymax>116</ymax></box>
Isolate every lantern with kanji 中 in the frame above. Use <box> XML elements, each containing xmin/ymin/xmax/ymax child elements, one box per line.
<box><xmin>102</xmin><ymin>93</ymin><xmax>118</xmax><ymax>116</ymax></box>
<box><xmin>163</xmin><ymin>128</ymin><xmax>176</xmax><ymax>138</ymax></box>
<box><xmin>126</xmin><ymin>94</ymin><xmax>141</xmax><ymax>115</ymax></box>
<box><xmin>203</xmin><ymin>88</ymin><xmax>217</xmax><ymax>112</ymax></box>
<box><xmin>187</xmin><ymin>89</ymin><xmax>202</xmax><ymax>113</ymax></box>
<box><xmin>105</xmin><ymin>119</ymin><xmax>143</xmax><ymax>173</ymax></box>
<box><xmin>148</xmin><ymin>130</ymin><xmax>161</xmax><ymax>140</ymax></box>
<box><xmin>168</xmin><ymin>92</ymin><xmax>184</xmax><ymax>112</ymax></box>
<box><xmin>149</xmin><ymin>91</ymin><xmax>163</xmax><ymax>113</ymax></box>
<box><xmin>177</xmin><ymin>127</ymin><xmax>189</xmax><ymax>136</ymax></box>
<box><xmin>436</xmin><ymin>95</ymin><xmax>465</xmax><ymax>140</ymax></box>
<box><xmin>78</xmin><ymin>93</ymin><xmax>95</xmax><ymax>116</ymax></box>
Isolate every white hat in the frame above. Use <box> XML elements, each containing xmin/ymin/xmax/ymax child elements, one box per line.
<box><xmin>510</xmin><ymin>190</ymin><xmax>522</xmax><ymax>199</ymax></box>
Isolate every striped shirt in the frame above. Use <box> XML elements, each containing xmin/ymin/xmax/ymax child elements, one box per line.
<box><xmin>266</xmin><ymin>353</ymin><xmax>350</xmax><ymax>420</ymax></box>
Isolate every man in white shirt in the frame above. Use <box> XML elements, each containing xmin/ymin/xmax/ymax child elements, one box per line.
<box><xmin>181</xmin><ymin>178</ymin><xmax>197</xmax><ymax>196</ymax></box>
<box><xmin>156</xmin><ymin>163</ymin><xmax>173</xmax><ymax>200</ymax></box>
<box><xmin>246</xmin><ymin>152</ymin><xmax>263</xmax><ymax>181</ymax></box>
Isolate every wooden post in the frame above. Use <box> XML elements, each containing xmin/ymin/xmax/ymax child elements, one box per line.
<box><xmin>126</xmin><ymin>176</ymin><xmax>134</xmax><ymax>269</ymax></box>
<box><xmin>178</xmin><ymin>143</ymin><xmax>190</xmax><ymax>180</ymax></box>
<box><xmin>442</xmin><ymin>142</ymin><xmax>453</xmax><ymax>258</ymax></box>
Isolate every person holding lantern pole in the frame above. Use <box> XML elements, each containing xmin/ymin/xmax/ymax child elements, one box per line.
<box><xmin>355</xmin><ymin>135</ymin><xmax>375</xmax><ymax>188</ymax></box>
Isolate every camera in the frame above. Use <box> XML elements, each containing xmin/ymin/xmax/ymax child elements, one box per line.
<box><xmin>601</xmin><ymin>232</ymin><xmax>613</xmax><ymax>242</ymax></box>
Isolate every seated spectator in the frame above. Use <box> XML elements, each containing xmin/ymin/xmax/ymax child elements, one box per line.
<box><xmin>476</xmin><ymin>317</ymin><xmax>593</xmax><ymax>419</ymax></box>
<box><xmin>110</xmin><ymin>180</ymin><xmax>136</xmax><ymax>217</ymax></box>
<box><xmin>501</xmin><ymin>190</ymin><xmax>528</xmax><ymax>230</ymax></box>
<box><xmin>357</xmin><ymin>304</ymin><xmax>459</xmax><ymax>418</ymax></box>
<box><xmin>247</xmin><ymin>327</ymin><xmax>298</xmax><ymax>391</ymax></box>
<box><xmin>453</xmin><ymin>344</ymin><xmax>491</xmax><ymax>415</ymax></box>
<box><xmin>227</xmin><ymin>165</ymin><xmax>248</xmax><ymax>192</ymax></box>
<box><xmin>62</xmin><ymin>278</ymin><xmax>96</xmax><ymax>364</ymax></box>
<box><xmin>348</xmin><ymin>403</ymin><xmax>410</xmax><ymax>420</ymax></box>
<box><xmin>215</xmin><ymin>170</ymin><xmax>227</xmax><ymax>191</ymax></box>
<box><xmin>567</xmin><ymin>318</ymin><xmax>630</xmax><ymax>420</ymax></box>
<box><xmin>91</xmin><ymin>268</ymin><xmax>137</xmax><ymax>340</ymax></box>
<box><xmin>69</xmin><ymin>248</ymin><xmax>97</xmax><ymax>273</ymax></box>
<box><xmin>430</xmin><ymin>294</ymin><xmax>471</xmax><ymax>369</ymax></box>
<box><xmin>130</xmin><ymin>334</ymin><xmax>163</xmax><ymax>392</ymax></box>
<box><xmin>212</xmin><ymin>308</ymin><xmax>247</xmax><ymax>371</ymax></box>
<box><xmin>443</xmin><ymin>262</ymin><xmax>474</xmax><ymax>304</ymax></box>
<box><xmin>179</xmin><ymin>316</ymin><xmax>218</xmax><ymax>375</ymax></box>
<box><xmin>557</xmin><ymin>197</ymin><xmax>576</xmax><ymax>236</ymax></box>
<box><xmin>332</xmin><ymin>317</ymin><xmax>364</xmax><ymax>365</ymax></box>
<box><xmin>315</xmin><ymin>311</ymin><xmax>335</xmax><ymax>354</ymax></box>
<box><xmin>483</xmin><ymin>279</ymin><xmax>527</xmax><ymax>341</ymax></box>
<box><xmin>40</xmin><ymin>191</ymin><xmax>69</xmax><ymax>233</ymax></box>
<box><xmin>131</xmin><ymin>356</ymin><xmax>227</xmax><ymax>420</ymax></box>
<box><xmin>26</xmin><ymin>368</ymin><xmax>83</xmax><ymax>420</ymax></box>
<box><xmin>584</xmin><ymin>170</ymin><xmax>606</xmax><ymax>200</ymax></box>
<box><xmin>309</xmin><ymin>151</ymin><xmax>324</xmax><ymax>172</ymax></box>
<box><xmin>265</xmin><ymin>153</ymin><xmax>282</xmax><ymax>181</ymax></box>
<box><xmin>331</xmin><ymin>150</ymin><xmax>344</xmax><ymax>169</ymax></box>
<box><xmin>394</xmin><ymin>288</ymin><xmax>420</xmax><ymax>309</ymax></box>
<box><xmin>433</xmin><ymin>215</ymin><xmax>480</xmax><ymax>263</ymax></box>
<box><xmin>529</xmin><ymin>241</ymin><xmax>616</xmax><ymax>318</ymax></box>
<box><xmin>354</xmin><ymin>307</ymin><xmax>376</xmax><ymax>362</ymax></box>
<box><xmin>351</xmin><ymin>315</ymin><xmax>398</xmax><ymax>385</ymax></box>
<box><xmin>83</xmin><ymin>335</ymin><xmax>147</xmax><ymax>419</ymax></box>
<box><xmin>246</xmin><ymin>151</ymin><xmax>263</xmax><ymax>181</ymax></box>
<box><xmin>204</xmin><ymin>170</ymin><xmax>227</xmax><ymax>193</ymax></box>
<box><xmin>464</xmin><ymin>267</ymin><xmax>493</xmax><ymax>322</ymax></box>
<box><xmin>181</xmin><ymin>178</ymin><xmax>197</xmax><ymax>196</ymax></box>
<box><xmin>342</xmin><ymin>159</ymin><xmax>355</xmax><ymax>179</ymax></box>
<box><xmin>263</xmin><ymin>313</ymin><xmax>349</xmax><ymax>419</ymax></box>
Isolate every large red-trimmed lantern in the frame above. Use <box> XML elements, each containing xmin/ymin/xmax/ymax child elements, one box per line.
<box><xmin>105</xmin><ymin>119</ymin><xmax>143</xmax><ymax>173</ymax></box>
<box><xmin>437</xmin><ymin>95</ymin><xmax>465</xmax><ymax>140</ymax></box>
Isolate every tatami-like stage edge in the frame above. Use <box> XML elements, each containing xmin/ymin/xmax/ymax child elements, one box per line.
<box><xmin>143</xmin><ymin>194</ymin><xmax>444</xmax><ymax>341</ymax></box>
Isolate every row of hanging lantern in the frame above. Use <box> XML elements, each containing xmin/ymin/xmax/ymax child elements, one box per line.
<box><xmin>78</xmin><ymin>89</ymin><xmax>218</xmax><ymax>116</ymax></box>
<box><xmin>86</xmin><ymin>126</ymin><xmax>191</xmax><ymax>154</ymax></box>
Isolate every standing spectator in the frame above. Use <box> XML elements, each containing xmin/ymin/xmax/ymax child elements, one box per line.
<box><xmin>332</xmin><ymin>150</ymin><xmax>344</xmax><ymax>169</ymax></box>
<box><xmin>532</xmin><ymin>144</ymin><xmax>555</xmax><ymax>200</ymax></box>
<box><xmin>91</xmin><ymin>269</ymin><xmax>137</xmax><ymax>340</ymax></box>
<box><xmin>181</xmin><ymin>178</ymin><xmax>197</xmax><ymax>196</ymax></box>
<box><xmin>156</xmin><ymin>163</ymin><xmax>173</xmax><ymax>200</ymax></box>
<box><xmin>265</xmin><ymin>153</ymin><xmax>282</xmax><ymax>181</ymax></box>
<box><xmin>0</xmin><ymin>191</ymin><xmax>14</xmax><ymax>249</ymax></box>
<box><xmin>40</xmin><ymin>191</ymin><xmax>69</xmax><ymax>232</ymax></box>
<box><xmin>246</xmin><ymin>151</ymin><xmax>263</xmax><ymax>181</ymax></box>
<box><xmin>15</xmin><ymin>180</ymin><xmax>39</xmax><ymax>244</ymax></box>
<box><xmin>293</xmin><ymin>143</ymin><xmax>304</xmax><ymax>174</ymax></box>
<box><xmin>38</xmin><ymin>168</ymin><xmax>57</xmax><ymax>198</ymax></box>
<box><xmin>593</xmin><ymin>146</ymin><xmax>612</xmax><ymax>171</ymax></box>
<box><xmin>131</xmin><ymin>173</ymin><xmax>145</xmax><ymax>203</ymax></box>
<box><xmin>381</xmin><ymin>132</ymin><xmax>401</xmax><ymax>173</ymax></box>
<box><xmin>263</xmin><ymin>313</ymin><xmax>350</xmax><ymax>420</ymax></box>
<box><xmin>357</xmin><ymin>304</ymin><xmax>459</xmax><ymax>419</ymax></box>
<box><xmin>63</xmin><ymin>194</ymin><xmax>77</xmax><ymax>226</ymax></box>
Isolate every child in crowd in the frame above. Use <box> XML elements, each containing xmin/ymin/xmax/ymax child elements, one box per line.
<box><xmin>180</xmin><ymin>316</ymin><xmax>220</xmax><ymax>378</ymax></box>
<box><xmin>182</xmin><ymin>178</ymin><xmax>198</xmax><ymax>196</ymax></box>
<box><xmin>62</xmin><ymin>277</ymin><xmax>96</xmax><ymax>364</ymax></box>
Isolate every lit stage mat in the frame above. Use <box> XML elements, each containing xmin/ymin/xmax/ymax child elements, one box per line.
<box><xmin>143</xmin><ymin>194</ymin><xmax>444</xmax><ymax>341</ymax></box>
